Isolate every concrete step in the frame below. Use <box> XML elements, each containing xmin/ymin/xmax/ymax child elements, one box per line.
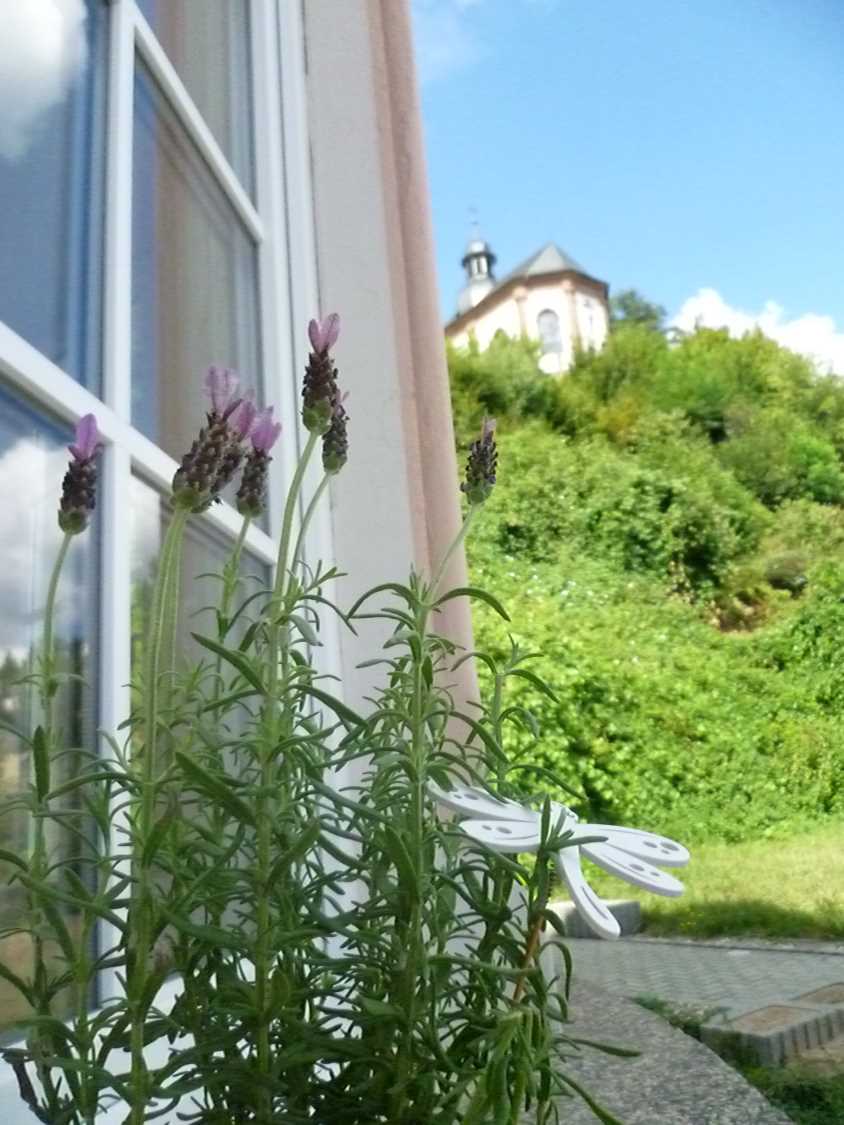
<box><xmin>701</xmin><ymin>981</ymin><xmax>844</xmax><ymax>1065</ymax></box>
<box><xmin>548</xmin><ymin>897</ymin><xmax>641</xmax><ymax>938</ymax></box>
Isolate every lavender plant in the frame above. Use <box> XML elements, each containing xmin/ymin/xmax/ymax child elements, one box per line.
<box><xmin>0</xmin><ymin>318</ymin><xmax>626</xmax><ymax>1125</ymax></box>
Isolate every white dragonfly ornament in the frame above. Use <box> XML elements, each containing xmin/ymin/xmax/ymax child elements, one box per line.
<box><xmin>429</xmin><ymin>783</ymin><xmax>690</xmax><ymax>940</ymax></box>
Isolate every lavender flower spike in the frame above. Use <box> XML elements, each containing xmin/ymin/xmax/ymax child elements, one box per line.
<box><xmin>229</xmin><ymin>394</ymin><xmax>258</xmax><ymax>441</ymax></box>
<box><xmin>59</xmin><ymin>414</ymin><xmax>103</xmax><ymax>534</ymax></box>
<box><xmin>303</xmin><ymin>314</ymin><xmax>342</xmax><ymax>434</ymax></box>
<box><xmin>322</xmin><ymin>392</ymin><xmax>349</xmax><ymax>475</ymax></box>
<box><xmin>205</xmin><ymin>365</ymin><xmax>240</xmax><ymax>417</ymax></box>
<box><xmin>68</xmin><ymin>413</ymin><xmax>102</xmax><ymax>462</ymax></box>
<box><xmin>251</xmin><ymin>406</ymin><xmax>282</xmax><ymax>453</ymax></box>
<box><xmin>308</xmin><ymin>314</ymin><xmax>341</xmax><ymax>355</ymax></box>
<box><xmin>237</xmin><ymin>407</ymin><xmax>281</xmax><ymax>519</ymax></box>
<box><xmin>460</xmin><ymin>416</ymin><xmax>498</xmax><ymax>505</ymax></box>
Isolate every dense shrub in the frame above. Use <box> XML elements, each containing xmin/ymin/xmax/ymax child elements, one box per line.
<box><xmin>449</xmin><ymin>322</ymin><xmax>844</xmax><ymax>842</ymax></box>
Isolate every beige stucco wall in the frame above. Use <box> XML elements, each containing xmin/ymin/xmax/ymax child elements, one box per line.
<box><xmin>303</xmin><ymin>0</ymin><xmax>477</xmax><ymax>709</ymax></box>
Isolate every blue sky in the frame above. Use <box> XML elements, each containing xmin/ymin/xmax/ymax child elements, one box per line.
<box><xmin>412</xmin><ymin>0</ymin><xmax>844</xmax><ymax>368</ymax></box>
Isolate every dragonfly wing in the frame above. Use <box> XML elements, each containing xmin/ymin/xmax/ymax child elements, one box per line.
<box><xmin>555</xmin><ymin>847</ymin><xmax>620</xmax><ymax>940</ymax></box>
<box><xmin>428</xmin><ymin>783</ymin><xmax>535</xmax><ymax>822</ymax></box>
<box><xmin>582</xmin><ymin>824</ymin><xmax>690</xmax><ymax>868</ymax></box>
<box><xmin>458</xmin><ymin>817</ymin><xmax>542</xmax><ymax>854</ymax></box>
<box><xmin>582</xmin><ymin>841</ymin><xmax>685</xmax><ymax>897</ymax></box>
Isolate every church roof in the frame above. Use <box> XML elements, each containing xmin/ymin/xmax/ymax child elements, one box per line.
<box><xmin>447</xmin><ymin>239</ymin><xmax>607</xmax><ymax>330</ymax></box>
<box><xmin>496</xmin><ymin>241</ymin><xmax>588</xmax><ymax>287</ymax></box>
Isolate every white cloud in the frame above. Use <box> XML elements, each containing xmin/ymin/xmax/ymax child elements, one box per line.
<box><xmin>0</xmin><ymin>0</ymin><xmax>88</xmax><ymax>161</ymax></box>
<box><xmin>0</xmin><ymin>437</ymin><xmax>82</xmax><ymax>660</ymax></box>
<box><xmin>412</xmin><ymin>0</ymin><xmax>487</xmax><ymax>85</ymax></box>
<box><xmin>412</xmin><ymin>0</ymin><xmax>559</xmax><ymax>85</ymax></box>
<box><xmin>671</xmin><ymin>288</ymin><xmax>844</xmax><ymax>375</ymax></box>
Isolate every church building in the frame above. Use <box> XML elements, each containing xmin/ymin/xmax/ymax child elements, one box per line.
<box><xmin>445</xmin><ymin>236</ymin><xmax>611</xmax><ymax>373</ymax></box>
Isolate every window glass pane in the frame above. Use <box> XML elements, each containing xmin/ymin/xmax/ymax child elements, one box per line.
<box><xmin>0</xmin><ymin>0</ymin><xmax>107</xmax><ymax>390</ymax></box>
<box><xmin>132</xmin><ymin>62</ymin><xmax>262</xmax><ymax>467</ymax></box>
<box><xmin>538</xmin><ymin>309</ymin><xmax>562</xmax><ymax>354</ymax></box>
<box><xmin>0</xmin><ymin>386</ymin><xmax>98</xmax><ymax>1034</ymax></box>
<box><xmin>130</xmin><ymin>476</ymin><xmax>269</xmax><ymax>680</ymax></box>
<box><xmin>137</xmin><ymin>0</ymin><xmax>255</xmax><ymax>194</ymax></box>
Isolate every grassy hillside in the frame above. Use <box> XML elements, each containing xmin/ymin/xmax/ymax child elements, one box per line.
<box><xmin>449</xmin><ymin>326</ymin><xmax>844</xmax><ymax>843</ymax></box>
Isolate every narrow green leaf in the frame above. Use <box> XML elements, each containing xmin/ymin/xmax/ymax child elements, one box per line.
<box><xmin>191</xmin><ymin>633</ymin><xmax>265</xmax><ymax>692</ymax></box>
<box><xmin>32</xmin><ymin>725</ymin><xmax>49</xmax><ymax>801</ymax></box>
<box><xmin>268</xmin><ymin>819</ymin><xmax>322</xmax><ymax>884</ymax></box>
<box><xmin>359</xmin><ymin>996</ymin><xmax>404</xmax><ymax>1021</ymax></box>
<box><xmin>300</xmin><ymin>685</ymin><xmax>366</xmax><ymax>729</ymax></box>
<box><xmin>565</xmin><ymin>1036</ymin><xmax>640</xmax><ymax>1058</ymax></box>
<box><xmin>382</xmin><ymin>826</ymin><xmax>418</xmax><ymax>900</ymax></box>
<box><xmin>143</xmin><ymin>801</ymin><xmax>177</xmax><ymax>865</ymax></box>
<box><xmin>346</xmin><ymin>582</ymin><xmax>413</xmax><ymax>619</ymax></box>
<box><xmin>289</xmin><ymin>613</ymin><xmax>321</xmax><ymax>647</ymax></box>
<box><xmin>175</xmin><ymin>751</ymin><xmax>256</xmax><ymax>826</ymax></box>
<box><xmin>436</xmin><ymin>586</ymin><xmax>511</xmax><ymax>621</ymax></box>
<box><xmin>0</xmin><ymin>848</ymin><xmax>27</xmax><ymax>872</ymax></box>
<box><xmin>507</xmin><ymin>666</ymin><xmax>559</xmax><ymax>701</ymax></box>
<box><xmin>558</xmin><ymin>1073</ymin><xmax>625</xmax><ymax>1124</ymax></box>
<box><xmin>160</xmin><ymin>908</ymin><xmax>247</xmax><ymax>951</ymax></box>
<box><xmin>0</xmin><ymin>961</ymin><xmax>32</xmax><ymax>1002</ymax></box>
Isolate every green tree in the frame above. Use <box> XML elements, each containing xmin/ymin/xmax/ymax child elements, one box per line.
<box><xmin>609</xmin><ymin>287</ymin><xmax>667</xmax><ymax>332</ymax></box>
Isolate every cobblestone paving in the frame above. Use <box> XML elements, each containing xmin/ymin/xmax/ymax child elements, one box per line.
<box><xmin>563</xmin><ymin>936</ymin><xmax>844</xmax><ymax>1020</ymax></box>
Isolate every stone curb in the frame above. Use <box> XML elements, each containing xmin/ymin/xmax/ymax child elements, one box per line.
<box><xmin>548</xmin><ymin>898</ymin><xmax>641</xmax><ymax>938</ymax></box>
<box><xmin>701</xmin><ymin>991</ymin><xmax>844</xmax><ymax>1065</ymax></box>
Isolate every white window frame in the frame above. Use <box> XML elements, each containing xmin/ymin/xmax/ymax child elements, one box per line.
<box><xmin>0</xmin><ymin>1</ymin><xmax>338</xmax><ymax>1112</ymax></box>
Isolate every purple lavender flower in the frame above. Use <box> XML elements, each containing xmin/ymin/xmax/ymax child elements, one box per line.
<box><xmin>205</xmin><ymin>366</ymin><xmax>240</xmax><ymax>418</ymax></box>
<box><xmin>322</xmin><ymin>392</ymin><xmax>349</xmax><ymax>475</ymax></box>
<box><xmin>59</xmin><ymin>414</ymin><xmax>103</xmax><ymax>534</ymax></box>
<box><xmin>68</xmin><ymin>413</ymin><xmax>102</xmax><ymax>463</ymax></box>
<box><xmin>172</xmin><ymin>367</ymin><xmax>250</xmax><ymax>511</ymax></box>
<box><xmin>460</xmin><ymin>417</ymin><xmax>498</xmax><ymax>505</ymax></box>
<box><xmin>308</xmin><ymin>314</ymin><xmax>341</xmax><ymax>355</ymax></box>
<box><xmin>237</xmin><ymin>408</ymin><xmax>282</xmax><ymax>519</ymax></box>
<box><xmin>229</xmin><ymin>394</ymin><xmax>258</xmax><ymax>441</ymax></box>
<box><xmin>302</xmin><ymin>314</ymin><xmax>341</xmax><ymax>434</ymax></box>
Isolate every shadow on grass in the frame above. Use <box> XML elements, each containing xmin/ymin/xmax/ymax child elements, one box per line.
<box><xmin>641</xmin><ymin>898</ymin><xmax>844</xmax><ymax>941</ymax></box>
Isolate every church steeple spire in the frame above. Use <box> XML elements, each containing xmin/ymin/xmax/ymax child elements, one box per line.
<box><xmin>457</xmin><ymin>215</ymin><xmax>496</xmax><ymax>313</ymax></box>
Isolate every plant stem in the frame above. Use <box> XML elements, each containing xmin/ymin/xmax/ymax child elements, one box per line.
<box><xmin>253</xmin><ymin>430</ymin><xmax>319</xmax><ymax>1123</ymax></box>
<box><xmin>274</xmin><ymin>431</ymin><xmax>320</xmax><ymax>612</ymax></box>
<box><xmin>213</xmin><ymin>516</ymin><xmax>251</xmax><ymax>695</ymax></box>
<box><xmin>128</xmin><ymin>508</ymin><xmax>189</xmax><ymax>1125</ymax></box>
<box><xmin>223</xmin><ymin>517</ymin><xmax>251</xmax><ymax>625</ymax></box>
<box><xmin>41</xmin><ymin>533</ymin><xmax>73</xmax><ymax>720</ymax></box>
<box><xmin>291</xmin><ymin>472</ymin><xmax>330</xmax><ymax>578</ymax></box>
<box><xmin>28</xmin><ymin>532</ymin><xmax>73</xmax><ymax>1117</ymax></box>
<box><xmin>430</xmin><ymin>505</ymin><xmax>477</xmax><ymax>600</ymax></box>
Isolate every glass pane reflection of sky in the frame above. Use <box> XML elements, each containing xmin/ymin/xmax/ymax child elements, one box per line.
<box><xmin>0</xmin><ymin>0</ymin><xmax>106</xmax><ymax>390</ymax></box>
<box><xmin>0</xmin><ymin>387</ymin><xmax>97</xmax><ymax>1033</ymax></box>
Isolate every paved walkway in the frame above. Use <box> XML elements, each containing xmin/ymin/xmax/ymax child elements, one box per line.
<box><xmin>532</xmin><ymin>933</ymin><xmax>844</xmax><ymax>1123</ymax></box>
<box><xmin>562</xmin><ymin>935</ymin><xmax>844</xmax><ymax>1021</ymax></box>
<box><xmin>555</xmin><ymin>982</ymin><xmax>794</xmax><ymax>1125</ymax></box>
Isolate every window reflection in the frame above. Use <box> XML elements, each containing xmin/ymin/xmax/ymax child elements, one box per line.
<box><xmin>137</xmin><ymin>0</ymin><xmax>255</xmax><ymax>193</ymax></box>
<box><xmin>0</xmin><ymin>386</ymin><xmax>97</xmax><ymax>1033</ymax></box>
<box><xmin>0</xmin><ymin>0</ymin><xmax>106</xmax><ymax>390</ymax></box>
<box><xmin>132</xmin><ymin>62</ymin><xmax>262</xmax><ymax>469</ymax></box>
<box><xmin>130</xmin><ymin>476</ymin><xmax>268</xmax><ymax>679</ymax></box>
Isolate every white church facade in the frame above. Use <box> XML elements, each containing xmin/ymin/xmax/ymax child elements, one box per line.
<box><xmin>445</xmin><ymin>238</ymin><xmax>611</xmax><ymax>373</ymax></box>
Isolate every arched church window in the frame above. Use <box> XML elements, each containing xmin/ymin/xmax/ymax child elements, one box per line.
<box><xmin>537</xmin><ymin>309</ymin><xmax>561</xmax><ymax>354</ymax></box>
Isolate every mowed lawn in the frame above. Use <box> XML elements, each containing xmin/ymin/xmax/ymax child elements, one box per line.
<box><xmin>574</xmin><ymin>821</ymin><xmax>844</xmax><ymax>940</ymax></box>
